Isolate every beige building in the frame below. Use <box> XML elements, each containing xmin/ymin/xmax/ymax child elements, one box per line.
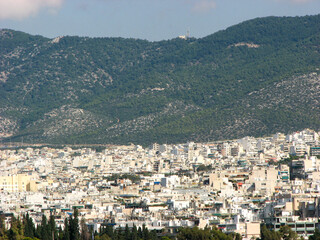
<box><xmin>0</xmin><ymin>174</ymin><xmax>38</xmax><ymax>192</ymax></box>
<box><xmin>245</xmin><ymin>222</ymin><xmax>261</xmax><ymax>239</ymax></box>
<box><xmin>209</xmin><ymin>171</ymin><xmax>228</xmax><ymax>191</ymax></box>
<box><xmin>247</xmin><ymin>166</ymin><xmax>278</xmax><ymax>195</ymax></box>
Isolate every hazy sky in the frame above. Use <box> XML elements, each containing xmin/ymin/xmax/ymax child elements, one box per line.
<box><xmin>0</xmin><ymin>0</ymin><xmax>320</xmax><ymax>41</ymax></box>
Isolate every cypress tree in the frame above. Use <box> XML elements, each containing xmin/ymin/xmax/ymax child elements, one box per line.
<box><xmin>40</xmin><ymin>214</ymin><xmax>50</xmax><ymax>240</ymax></box>
<box><xmin>49</xmin><ymin>215</ymin><xmax>58</xmax><ymax>240</ymax></box>
<box><xmin>63</xmin><ymin>217</ymin><xmax>70</xmax><ymax>240</ymax></box>
<box><xmin>58</xmin><ymin>226</ymin><xmax>63</xmax><ymax>240</ymax></box>
<box><xmin>137</xmin><ymin>227</ymin><xmax>143</xmax><ymax>239</ymax></box>
<box><xmin>142</xmin><ymin>224</ymin><xmax>149</xmax><ymax>240</ymax></box>
<box><xmin>116</xmin><ymin>227</ymin><xmax>123</xmax><ymax>240</ymax></box>
<box><xmin>69</xmin><ymin>208</ymin><xmax>80</xmax><ymax>240</ymax></box>
<box><xmin>131</xmin><ymin>225</ymin><xmax>138</xmax><ymax>240</ymax></box>
<box><xmin>80</xmin><ymin>218</ymin><xmax>90</xmax><ymax>240</ymax></box>
<box><xmin>105</xmin><ymin>225</ymin><xmax>114</xmax><ymax>239</ymax></box>
<box><xmin>150</xmin><ymin>230</ymin><xmax>158</xmax><ymax>240</ymax></box>
<box><xmin>124</xmin><ymin>224</ymin><xmax>130</xmax><ymax>240</ymax></box>
<box><xmin>24</xmin><ymin>213</ymin><xmax>35</xmax><ymax>238</ymax></box>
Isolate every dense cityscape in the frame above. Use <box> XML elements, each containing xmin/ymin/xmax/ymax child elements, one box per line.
<box><xmin>0</xmin><ymin>129</ymin><xmax>320</xmax><ymax>239</ymax></box>
<box><xmin>2</xmin><ymin>0</ymin><xmax>320</xmax><ymax>239</ymax></box>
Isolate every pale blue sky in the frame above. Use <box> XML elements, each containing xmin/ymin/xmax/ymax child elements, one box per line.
<box><xmin>0</xmin><ymin>0</ymin><xmax>320</xmax><ymax>41</ymax></box>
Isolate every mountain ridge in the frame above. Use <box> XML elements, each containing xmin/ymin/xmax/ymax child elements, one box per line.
<box><xmin>1</xmin><ymin>14</ymin><xmax>320</xmax><ymax>145</ymax></box>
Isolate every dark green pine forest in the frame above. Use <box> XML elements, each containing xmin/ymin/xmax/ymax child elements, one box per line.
<box><xmin>1</xmin><ymin>14</ymin><xmax>320</xmax><ymax>145</ymax></box>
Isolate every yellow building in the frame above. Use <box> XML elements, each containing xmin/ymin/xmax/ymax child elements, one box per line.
<box><xmin>0</xmin><ymin>174</ymin><xmax>37</xmax><ymax>192</ymax></box>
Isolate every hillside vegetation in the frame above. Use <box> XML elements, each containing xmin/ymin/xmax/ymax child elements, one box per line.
<box><xmin>1</xmin><ymin>15</ymin><xmax>320</xmax><ymax>145</ymax></box>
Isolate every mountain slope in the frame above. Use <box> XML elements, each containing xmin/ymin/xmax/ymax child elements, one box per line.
<box><xmin>1</xmin><ymin>14</ymin><xmax>320</xmax><ymax>144</ymax></box>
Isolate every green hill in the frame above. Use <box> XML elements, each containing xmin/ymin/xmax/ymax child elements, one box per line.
<box><xmin>1</xmin><ymin>14</ymin><xmax>320</xmax><ymax>145</ymax></box>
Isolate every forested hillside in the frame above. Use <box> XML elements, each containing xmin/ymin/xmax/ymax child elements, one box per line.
<box><xmin>1</xmin><ymin>14</ymin><xmax>320</xmax><ymax>145</ymax></box>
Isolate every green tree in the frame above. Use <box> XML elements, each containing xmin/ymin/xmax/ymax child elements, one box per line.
<box><xmin>95</xmin><ymin>234</ymin><xmax>111</xmax><ymax>240</ymax></box>
<box><xmin>62</xmin><ymin>218</ymin><xmax>70</xmax><ymax>240</ymax></box>
<box><xmin>137</xmin><ymin>227</ymin><xmax>142</xmax><ymax>239</ymax></box>
<box><xmin>80</xmin><ymin>218</ymin><xmax>90</xmax><ymax>240</ymax></box>
<box><xmin>58</xmin><ymin>226</ymin><xmax>63</xmax><ymax>240</ymax></box>
<box><xmin>0</xmin><ymin>215</ymin><xmax>8</xmax><ymax>239</ymax></box>
<box><xmin>102</xmin><ymin>225</ymin><xmax>114</xmax><ymax>240</ymax></box>
<box><xmin>131</xmin><ymin>225</ymin><xmax>138</xmax><ymax>240</ymax></box>
<box><xmin>309</xmin><ymin>228</ymin><xmax>320</xmax><ymax>240</ymax></box>
<box><xmin>48</xmin><ymin>215</ymin><xmax>58</xmax><ymax>240</ymax></box>
<box><xmin>23</xmin><ymin>213</ymin><xmax>35</xmax><ymax>239</ymax></box>
<box><xmin>177</xmin><ymin>227</ymin><xmax>212</xmax><ymax>240</ymax></box>
<box><xmin>69</xmin><ymin>209</ymin><xmax>80</xmax><ymax>240</ymax></box>
<box><xmin>260</xmin><ymin>225</ymin><xmax>280</xmax><ymax>240</ymax></box>
<box><xmin>124</xmin><ymin>225</ymin><xmax>130</xmax><ymax>240</ymax></box>
<box><xmin>116</xmin><ymin>228</ymin><xmax>123</xmax><ymax>240</ymax></box>
<box><xmin>142</xmin><ymin>224</ymin><xmax>149</xmax><ymax>240</ymax></box>
<box><xmin>39</xmin><ymin>215</ymin><xmax>50</xmax><ymax>240</ymax></box>
<box><xmin>160</xmin><ymin>237</ymin><xmax>171</xmax><ymax>240</ymax></box>
<box><xmin>7</xmin><ymin>216</ymin><xmax>23</xmax><ymax>240</ymax></box>
<box><xmin>279</xmin><ymin>225</ymin><xmax>298</xmax><ymax>240</ymax></box>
